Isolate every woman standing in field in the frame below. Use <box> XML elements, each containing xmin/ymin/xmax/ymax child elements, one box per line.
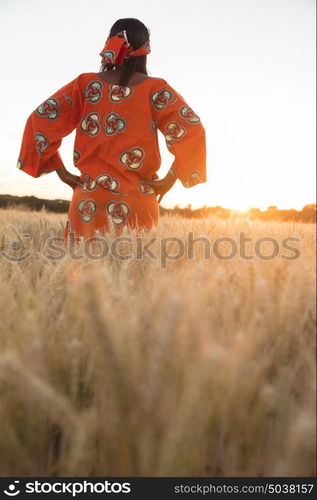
<box><xmin>17</xmin><ymin>18</ymin><xmax>206</xmax><ymax>239</ymax></box>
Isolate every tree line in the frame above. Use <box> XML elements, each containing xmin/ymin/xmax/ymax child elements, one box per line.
<box><xmin>0</xmin><ymin>194</ymin><xmax>315</xmax><ymax>223</ymax></box>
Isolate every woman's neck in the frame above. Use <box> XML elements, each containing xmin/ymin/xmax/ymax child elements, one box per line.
<box><xmin>97</xmin><ymin>68</ymin><xmax>148</xmax><ymax>86</ymax></box>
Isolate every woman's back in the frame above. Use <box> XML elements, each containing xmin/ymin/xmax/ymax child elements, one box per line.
<box><xmin>74</xmin><ymin>71</ymin><xmax>164</xmax><ymax>195</ymax></box>
<box><xmin>18</xmin><ymin>71</ymin><xmax>205</xmax><ymax>188</ymax></box>
<box><xmin>16</xmin><ymin>18</ymin><xmax>206</xmax><ymax>239</ymax></box>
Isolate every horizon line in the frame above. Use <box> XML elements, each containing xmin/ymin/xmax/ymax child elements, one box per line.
<box><xmin>0</xmin><ymin>192</ymin><xmax>315</xmax><ymax>213</ymax></box>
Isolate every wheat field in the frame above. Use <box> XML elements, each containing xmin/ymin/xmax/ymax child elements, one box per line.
<box><xmin>0</xmin><ymin>208</ymin><xmax>315</xmax><ymax>477</ymax></box>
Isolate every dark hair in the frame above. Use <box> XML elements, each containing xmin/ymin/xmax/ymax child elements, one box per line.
<box><xmin>100</xmin><ymin>18</ymin><xmax>150</xmax><ymax>87</ymax></box>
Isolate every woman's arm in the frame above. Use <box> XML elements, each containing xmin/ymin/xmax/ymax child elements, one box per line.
<box><xmin>17</xmin><ymin>75</ymin><xmax>84</xmax><ymax>178</ymax></box>
<box><xmin>150</xmin><ymin>79</ymin><xmax>206</xmax><ymax>191</ymax></box>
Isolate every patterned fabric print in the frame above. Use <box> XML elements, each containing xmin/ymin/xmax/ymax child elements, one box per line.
<box><xmin>178</xmin><ymin>105</ymin><xmax>200</xmax><ymax>125</ymax></box>
<box><xmin>139</xmin><ymin>179</ymin><xmax>155</xmax><ymax>195</ymax></box>
<box><xmin>100</xmin><ymin>32</ymin><xmax>151</xmax><ymax>66</ymax></box>
<box><xmin>82</xmin><ymin>173</ymin><xmax>127</xmax><ymax>195</ymax></box>
<box><xmin>165</xmin><ymin>122</ymin><xmax>186</xmax><ymax>147</ymax></box>
<box><xmin>128</xmin><ymin>39</ymin><xmax>151</xmax><ymax>58</ymax></box>
<box><xmin>183</xmin><ymin>170</ymin><xmax>203</xmax><ymax>187</ymax></box>
<box><xmin>105</xmin><ymin>113</ymin><xmax>126</xmax><ymax>136</ymax></box>
<box><xmin>35</xmin><ymin>98</ymin><xmax>60</xmax><ymax>120</ymax></box>
<box><xmin>77</xmin><ymin>199</ymin><xmax>98</xmax><ymax>222</ymax></box>
<box><xmin>150</xmin><ymin>118</ymin><xmax>157</xmax><ymax>134</ymax></box>
<box><xmin>120</xmin><ymin>147</ymin><xmax>145</xmax><ymax>170</ymax></box>
<box><xmin>109</xmin><ymin>84</ymin><xmax>133</xmax><ymax>103</ymax></box>
<box><xmin>62</xmin><ymin>93</ymin><xmax>74</xmax><ymax>107</ymax></box>
<box><xmin>106</xmin><ymin>201</ymin><xmax>131</xmax><ymax>225</ymax></box>
<box><xmin>34</xmin><ymin>133</ymin><xmax>49</xmax><ymax>154</ymax></box>
<box><xmin>16</xmin><ymin>158</ymin><xmax>23</xmax><ymax>169</ymax></box>
<box><xmin>84</xmin><ymin>81</ymin><xmax>104</xmax><ymax>104</ymax></box>
<box><xmin>101</xmin><ymin>49</ymin><xmax>116</xmax><ymax>64</ymax></box>
<box><xmin>73</xmin><ymin>149</ymin><xmax>81</xmax><ymax>164</ymax></box>
<box><xmin>80</xmin><ymin>112</ymin><xmax>100</xmax><ymax>137</ymax></box>
<box><xmin>151</xmin><ymin>88</ymin><xmax>176</xmax><ymax>111</ymax></box>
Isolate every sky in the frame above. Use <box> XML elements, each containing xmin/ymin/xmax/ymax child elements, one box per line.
<box><xmin>0</xmin><ymin>0</ymin><xmax>315</xmax><ymax>210</ymax></box>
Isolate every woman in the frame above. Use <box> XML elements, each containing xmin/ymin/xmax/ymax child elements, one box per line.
<box><xmin>17</xmin><ymin>18</ymin><xmax>206</xmax><ymax>240</ymax></box>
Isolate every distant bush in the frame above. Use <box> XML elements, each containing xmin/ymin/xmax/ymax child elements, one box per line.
<box><xmin>0</xmin><ymin>194</ymin><xmax>69</xmax><ymax>213</ymax></box>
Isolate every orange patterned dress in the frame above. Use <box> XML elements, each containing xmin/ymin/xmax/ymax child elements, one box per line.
<box><xmin>17</xmin><ymin>73</ymin><xmax>206</xmax><ymax>239</ymax></box>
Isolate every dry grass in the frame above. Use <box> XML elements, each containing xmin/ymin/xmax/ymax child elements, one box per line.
<box><xmin>0</xmin><ymin>208</ymin><xmax>315</xmax><ymax>477</ymax></box>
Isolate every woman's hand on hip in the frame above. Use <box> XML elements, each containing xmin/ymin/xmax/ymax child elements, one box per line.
<box><xmin>145</xmin><ymin>168</ymin><xmax>177</xmax><ymax>203</ymax></box>
<box><xmin>56</xmin><ymin>166</ymin><xmax>83</xmax><ymax>190</ymax></box>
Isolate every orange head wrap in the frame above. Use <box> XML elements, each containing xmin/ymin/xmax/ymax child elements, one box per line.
<box><xmin>100</xmin><ymin>30</ymin><xmax>151</xmax><ymax>66</ymax></box>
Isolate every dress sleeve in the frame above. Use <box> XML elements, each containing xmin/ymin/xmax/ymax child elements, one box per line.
<box><xmin>16</xmin><ymin>74</ymin><xmax>84</xmax><ymax>178</ymax></box>
<box><xmin>150</xmin><ymin>79</ymin><xmax>207</xmax><ymax>187</ymax></box>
